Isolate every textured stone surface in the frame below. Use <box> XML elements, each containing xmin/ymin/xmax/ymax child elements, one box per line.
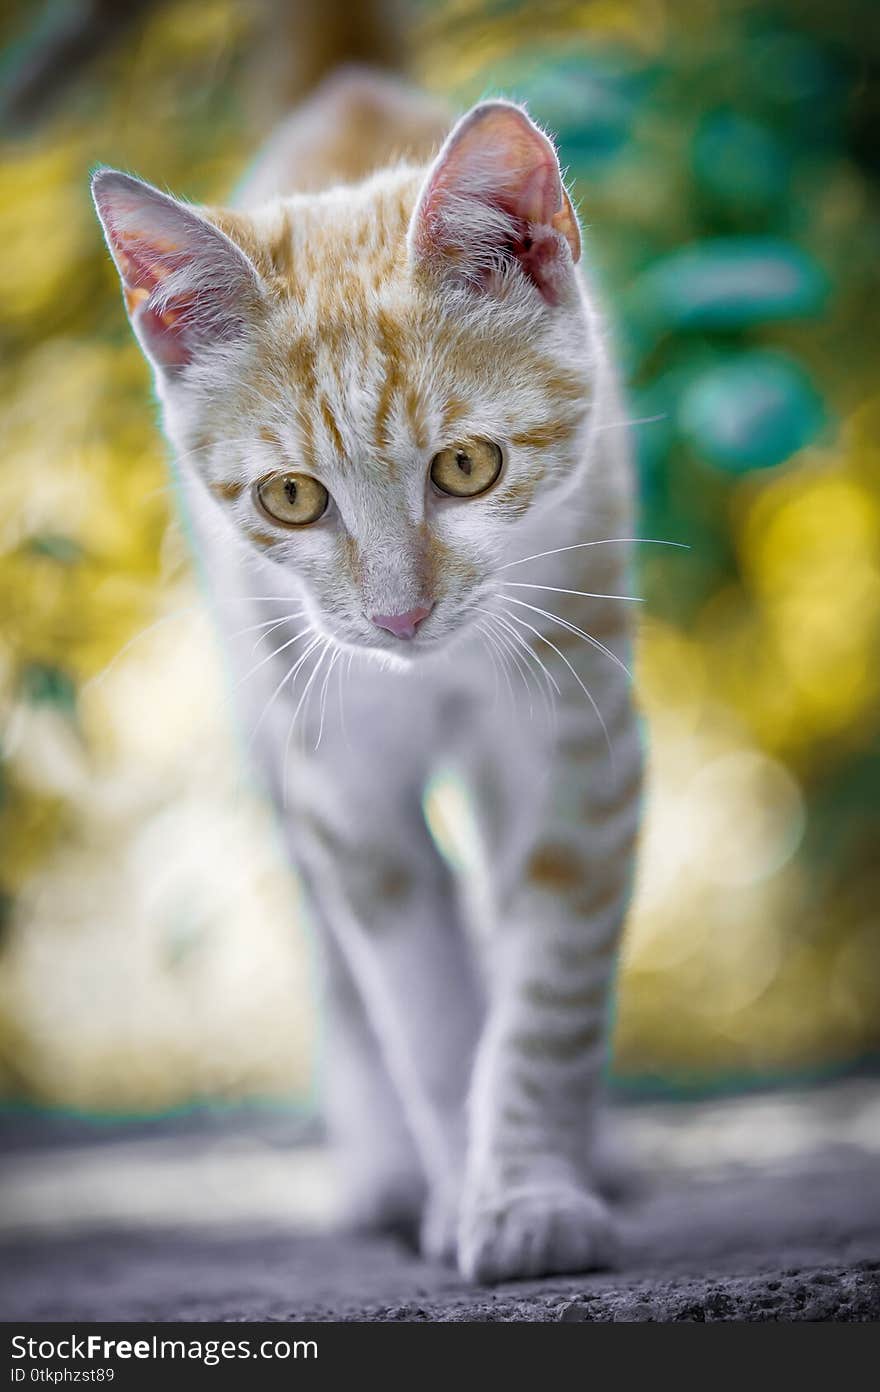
<box><xmin>2</xmin><ymin>1141</ymin><xmax>879</xmax><ymax>1321</ymax></box>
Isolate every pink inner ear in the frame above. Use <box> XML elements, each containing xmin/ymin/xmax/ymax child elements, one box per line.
<box><xmin>411</xmin><ymin>102</ymin><xmax>580</xmax><ymax>302</ymax></box>
<box><xmin>113</xmin><ymin>230</ymin><xmax>202</xmax><ymax>368</ymax></box>
<box><xmin>92</xmin><ymin>170</ymin><xmax>259</xmax><ymax>370</ymax></box>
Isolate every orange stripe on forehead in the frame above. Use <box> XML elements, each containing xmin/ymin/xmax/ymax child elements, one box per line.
<box><xmin>287</xmin><ymin>334</ymin><xmax>318</xmax><ymax>390</ymax></box>
<box><xmin>373</xmin><ymin>307</ymin><xmax>406</xmax><ymax>459</ymax></box>
<box><xmin>440</xmin><ymin>395</ymin><xmax>468</xmax><ymax>438</ymax></box>
<box><xmin>405</xmin><ymin>385</ymin><xmax>428</xmax><ymax>451</ymax></box>
<box><xmin>317</xmin><ymin>268</ymin><xmax>368</xmax><ymax>328</ymax></box>
<box><xmin>320</xmin><ymin>396</ymin><xmax>346</xmax><ymax>459</ymax></box>
<box><xmin>366</xmin><ymin>202</ymin><xmax>408</xmax><ymax>287</ymax></box>
<box><xmin>287</xmin><ymin>335</ymin><xmax>318</xmax><ymax>471</ymax></box>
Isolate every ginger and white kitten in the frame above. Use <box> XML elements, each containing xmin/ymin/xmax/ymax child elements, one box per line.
<box><xmin>92</xmin><ymin>68</ymin><xmax>642</xmax><ymax>1283</ymax></box>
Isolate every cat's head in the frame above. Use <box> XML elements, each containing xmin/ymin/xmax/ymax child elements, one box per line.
<box><xmin>93</xmin><ymin>101</ymin><xmax>598</xmax><ymax>662</ymax></box>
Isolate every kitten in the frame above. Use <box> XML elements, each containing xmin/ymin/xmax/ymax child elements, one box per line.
<box><xmin>92</xmin><ymin>66</ymin><xmax>642</xmax><ymax>1283</ymax></box>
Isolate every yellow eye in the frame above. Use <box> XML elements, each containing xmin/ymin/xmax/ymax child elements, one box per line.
<box><xmin>255</xmin><ymin>472</ymin><xmax>329</xmax><ymax>527</ymax></box>
<box><xmin>430</xmin><ymin>439</ymin><xmax>503</xmax><ymax>498</ymax></box>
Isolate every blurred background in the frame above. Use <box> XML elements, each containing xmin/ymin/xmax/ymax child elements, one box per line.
<box><xmin>0</xmin><ymin>0</ymin><xmax>878</xmax><ymax>1126</ymax></box>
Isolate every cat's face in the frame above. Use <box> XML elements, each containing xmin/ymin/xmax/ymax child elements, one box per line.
<box><xmin>94</xmin><ymin>102</ymin><xmax>595</xmax><ymax>661</ymax></box>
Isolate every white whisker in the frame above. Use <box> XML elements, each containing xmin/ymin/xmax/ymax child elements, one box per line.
<box><xmin>315</xmin><ymin>648</ymin><xmax>341</xmax><ymax>750</ymax></box>
<box><xmin>246</xmin><ymin>632</ymin><xmax>319</xmax><ymax>750</ymax></box>
<box><xmin>250</xmin><ymin>612</ymin><xmax>306</xmax><ymax>653</ymax></box>
<box><xmin>473</xmin><ymin>621</ymin><xmax>501</xmax><ymax>706</ymax></box>
<box><xmin>498</xmin><ymin>538</ymin><xmax>689</xmax><ymax>572</ymax></box>
<box><xmin>476</xmin><ymin>616</ymin><xmax>514</xmax><ymax>711</ymax></box>
<box><xmin>490</xmin><ymin>608</ymin><xmax>561</xmax><ymax>725</ymax></box>
<box><xmin>234</xmin><ymin>625</ymin><xmax>313</xmax><ymax>691</ymax></box>
<box><xmin>138</xmin><ymin>481</ymin><xmax>179</xmax><ymax>503</ymax></box>
<box><xmin>592</xmin><ymin>413</ymin><xmax>668</xmax><ymax>433</ymax></box>
<box><xmin>234</xmin><ymin>610</ymin><xmax>306</xmax><ymax>638</ymax></box>
<box><xmin>501</xmin><ymin>606</ymin><xmax>615</xmax><ymax>770</ymax></box>
<box><xmin>499</xmin><ymin>593</ymin><xmax>634</xmax><ymax>684</ymax></box>
<box><xmin>337</xmin><ymin>649</ymin><xmax>353</xmax><ymax>754</ymax></box>
<box><xmin>283</xmin><ymin>640</ymin><xmax>332</xmax><ymax>807</ymax></box>
<box><xmin>478</xmin><ymin>610</ymin><xmax>536</xmax><ymax>717</ymax></box>
<box><xmin>222</xmin><ymin>594</ymin><xmax>309</xmax><ymax>603</ymax></box>
<box><xmin>502</xmin><ymin>581</ymin><xmax>642</xmax><ymax>603</ymax></box>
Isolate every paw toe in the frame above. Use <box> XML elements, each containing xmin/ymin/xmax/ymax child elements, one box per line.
<box><xmin>459</xmin><ymin>1185</ymin><xmax>617</xmax><ymax>1283</ymax></box>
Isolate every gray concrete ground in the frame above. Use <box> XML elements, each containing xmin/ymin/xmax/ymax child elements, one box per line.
<box><xmin>2</xmin><ymin>1080</ymin><xmax>879</xmax><ymax>1321</ymax></box>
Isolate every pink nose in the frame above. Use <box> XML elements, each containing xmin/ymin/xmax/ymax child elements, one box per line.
<box><xmin>371</xmin><ymin>604</ymin><xmax>433</xmax><ymax>640</ymax></box>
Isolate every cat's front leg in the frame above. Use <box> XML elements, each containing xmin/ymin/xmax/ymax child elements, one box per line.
<box><xmin>460</xmin><ymin>667</ymin><xmax>642</xmax><ymax>1282</ymax></box>
<box><xmin>318</xmin><ymin>922</ymin><xmax>428</xmax><ymax>1236</ymax></box>
<box><xmin>289</xmin><ymin>749</ymin><xmax>484</xmax><ymax>1260</ymax></box>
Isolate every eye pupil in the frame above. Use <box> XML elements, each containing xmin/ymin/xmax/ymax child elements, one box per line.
<box><xmin>255</xmin><ymin>471</ymin><xmax>328</xmax><ymax>527</ymax></box>
<box><xmin>456</xmin><ymin>450</ymin><xmax>473</xmax><ymax>476</ymax></box>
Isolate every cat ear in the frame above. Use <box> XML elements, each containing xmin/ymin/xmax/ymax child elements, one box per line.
<box><xmin>91</xmin><ymin>169</ymin><xmax>263</xmax><ymax>372</ymax></box>
<box><xmin>408</xmin><ymin>100</ymin><xmax>580</xmax><ymax>304</ymax></box>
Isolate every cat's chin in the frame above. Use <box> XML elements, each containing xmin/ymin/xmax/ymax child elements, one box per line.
<box><xmin>341</xmin><ymin>630</ymin><xmax>466</xmax><ymax>671</ymax></box>
<box><xmin>360</xmin><ymin>638</ymin><xmax>435</xmax><ymax>669</ymax></box>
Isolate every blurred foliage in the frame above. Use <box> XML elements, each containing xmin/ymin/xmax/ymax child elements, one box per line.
<box><xmin>0</xmin><ymin>0</ymin><xmax>878</xmax><ymax>1109</ymax></box>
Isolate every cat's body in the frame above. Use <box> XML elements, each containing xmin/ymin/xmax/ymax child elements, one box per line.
<box><xmin>93</xmin><ymin>62</ymin><xmax>642</xmax><ymax>1282</ymax></box>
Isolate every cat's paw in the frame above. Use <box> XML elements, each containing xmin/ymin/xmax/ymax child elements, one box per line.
<box><xmin>458</xmin><ymin>1183</ymin><xmax>618</xmax><ymax>1283</ymax></box>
